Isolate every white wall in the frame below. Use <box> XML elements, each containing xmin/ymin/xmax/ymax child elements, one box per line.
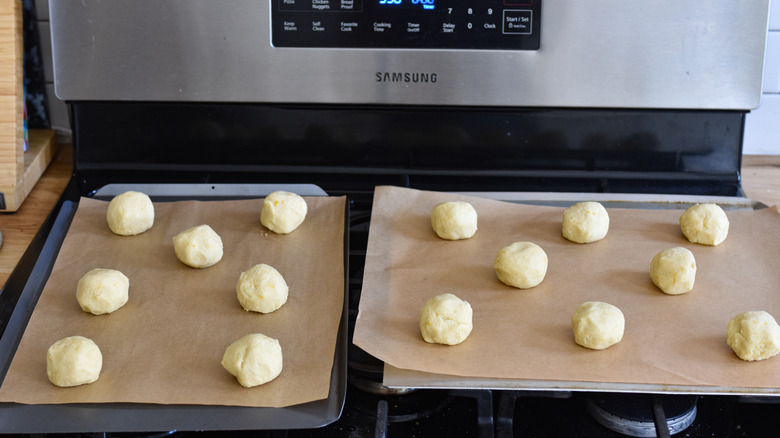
<box><xmin>743</xmin><ymin>1</ymin><xmax>780</xmax><ymax>155</ymax></box>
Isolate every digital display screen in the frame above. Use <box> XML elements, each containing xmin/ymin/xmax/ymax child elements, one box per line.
<box><xmin>378</xmin><ymin>0</ymin><xmax>435</xmax><ymax>10</ymax></box>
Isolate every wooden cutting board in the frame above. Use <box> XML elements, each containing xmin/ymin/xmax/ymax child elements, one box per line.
<box><xmin>0</xmin><ymin>0</ymin><xmax>59</xmax><ymax>212</ymax></box>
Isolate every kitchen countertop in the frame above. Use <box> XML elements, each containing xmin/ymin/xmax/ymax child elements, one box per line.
<box><xmin>0</xmin><ymin>148</ymin><xmax>778</xmax><ymax>292</ymax></box>
<box><xmin>0</xmin><ymin>143</ymin><xmax>72</xmax><ymax>290</ymax></box>
<box><xmin>741</xmin><ymin>155</ymin><xmax>780</xmax><ymax>208</ymax></box>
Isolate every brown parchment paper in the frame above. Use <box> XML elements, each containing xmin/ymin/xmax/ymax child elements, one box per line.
<box><xmin>0</xmin><ymin>195</ymin><xmax>345</xmax><ymax>408</ymax></box>
<box><xmin>353</xmin><ymin>186</ymin><xmax>780</xmax><ymax>390</ymax></box>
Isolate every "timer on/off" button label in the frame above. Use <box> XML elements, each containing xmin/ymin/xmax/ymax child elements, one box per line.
<box><xmin>503</xmin><ymin>10</ymin><xmax>532</xmax><ymax>34</ymax></box>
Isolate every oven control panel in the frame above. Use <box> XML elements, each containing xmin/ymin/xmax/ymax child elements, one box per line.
<box><xmin>271</xmin><ymin>0</ymin><xmax>541</xmax><ymax>50</ymax></box>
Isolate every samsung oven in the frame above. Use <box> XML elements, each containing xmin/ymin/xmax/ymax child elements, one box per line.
<box><xmin>0</xmin><ymin>1</ymin><xmax>774</xmax><ymax>437</ymax></box>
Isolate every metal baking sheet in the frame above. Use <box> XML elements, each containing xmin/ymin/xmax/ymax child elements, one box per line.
<box><xmin>0</xmin><ymin>184</ymin><xmax>347</xmax><ymax>433</ymax></box>
<box><xmin>383</xmin><ymin>364</ymin><xmax>780</xmax><ymax>397</ymax></box>
<box><xmin>380</xmin><ymin>190</ymin><xmax>776</xmax><ymax>396</ymax></box>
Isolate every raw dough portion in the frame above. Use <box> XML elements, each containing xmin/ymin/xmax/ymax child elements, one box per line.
<box><xmin>419</xmin><ymin>293</ymin><xmax>473</xmax><ymax>345</ymax></box>
<box><xmin>431</xmin><ymin>201</ymin><xmax>478</xmax><ymax>240</ymax></box>
<box><xmin>650</xmin><ymin>247</ymin><xmax>696</xmax><ymax>295</ymax></box>
<box><xmin>221</xmin><ymin>333</ymin><xmax>283</xmax><ymax>387</ymax></box>
<box><xmin>76</xmin><ymin>268</ymin><xmax>129</xmax><ymax>315</ymax></box>
<box><xmin>727</xmin><ymin>311</ymin><xmax>780</xmax><ymax>361</ymax></box>
<box><xmin>236</xmin><ymin>264</ymin><xmax>289</xmax><ymax>313</ymax></box>
<box><xmin>562</xmin><ymin>201</ymin><xmax>609</xmax><ymax>244</ymax></box>
<box><xmin>106</xmin><ymin>191</ymin><xmax>155</xmax><ymax>236</ymax></box>
<box><xmin>571</xmin><ymin>301</ymin><xmax>625</xmax><ymax>350</ymax></box>
<box><xmin>679</xmin><ymin>203</ymin><xmax>729</xmax><ymax>246</ymax></box>
<box><xmin>173</xmin><ymin>224</ymin><xmax>223</xmax><ymax>268</ymax></box>
<box><xmin>47</xmin><ymin>336</ymin><xmax>102</xmax><ymax>387</ymax></box>
<box><xmin>494</xmin><ymin>241</ymin><xmax>548</xmax><ymax>289</ymax></box>
<box><xmin>260</xmin><ymin>191</ymin><xmax>308</xmax><ymax>234</ymax></box>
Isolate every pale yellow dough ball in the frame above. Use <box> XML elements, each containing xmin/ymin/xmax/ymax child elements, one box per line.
<box><xmin>571</xmin><ymin>301</ymin><xmax>625</xmax><ymax>350</ymax></box>
<box><xmin>650</xmin><ymin>247</ymin><xmax>696</xmax><ymax>295</ymax></box>
<box><xmin>236</xmin><ymin>264</ymin><xmax>289</xmax><ymax>313</ymax></box>
<box><xmin>221</xmin><ymin>333</ymin><xmax>283</xmax><ymax>387</ymax></box>
<box><xmin>76</xmin><ymin>268</ymin><xmax>129</xmax><ymax>315</ymax></box>
<box><xmin>562</xmin><ymin>201</ymin><xmax>609</xmax><ymax>243</ymax></box>
<box><xmin>173</xmin><ymin>224</ymin><xmax>223</xmax><ymax>268</ymax></box>
<box><xmin>679</xmin><ymin>203</ymin><xmax>729</xmax><ymax>246</ymax></box>
<box><xmin>260</xmin><ymin>191</ymin><xmax>308</xmax><ymax>234</ymax></box>
<box><xmin>47</xmin><ymin>336</ymin><xmax>103</xmax><ymax>387</ymax></box>
<box><xmin>106</xmin><ymin>191</ymin><xmax>155</xmax><ymax>236</ymax></box>
<box><xmin>494</xmin><ymin>242</ymin><xmax>548</xmax><ymax>289</ymax></box>
<box><xmin>727</xmin><ymin>311</ymin><xmax>780</xmax><ymax>361</ymax></box>
<box><xmin>419</xmin><ymin>293</ymin><xmax>473</xmax><ymax>345</ymax></box>
<box><xmin>431</xmin><ymin>201</ymin><xmax>478</xmax><ymax>240</ymax></box>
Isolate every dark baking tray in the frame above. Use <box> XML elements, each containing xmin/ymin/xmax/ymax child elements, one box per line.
<box><xmin>0</xmin><ymin>184</ymin><xmax>347</xmax><ymax>433</ymax></box>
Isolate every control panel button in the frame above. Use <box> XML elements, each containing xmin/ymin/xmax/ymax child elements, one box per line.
<box><xmin>341</xmin><ymin>0</ymin><xmax>359</xmax><ymax>10</ymax></box>
<box><xmin>312</xmin><ymin>0</ymin><xmax>330</xmax><ymax>10</ymax></box>
<box><xmin>340</xmin><ymin>21</ymin><xmax>359</xmax><ymax>32</ymax></box>
<box><xmin>503</xmin><ymin>10</ymin><xmax>532</xmax><ymax>34</ymax></box>
<box><xmin>312</xmin><ymin>20</ymin><xmax>326</xmax><ymax>31</ymax></box>
<box><xmin>373</xmin><ymin>21</ymin><xmax>392</xmax><ymax>32</ymax></box>
<box><xmin>280</xmin><ymin>0</ymin><xmax>365</xmax><ymax>11</ymax></box>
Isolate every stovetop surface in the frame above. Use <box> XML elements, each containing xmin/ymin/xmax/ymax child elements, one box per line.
<box><xmin>0</xmin><ymin>103</ymin><xmax>773</xmax><ymax>436</ymax></box>
<box><xmin>1</xmin><ymin>186</ymin><xmax>778</xmax><ymax>438</ymax></box>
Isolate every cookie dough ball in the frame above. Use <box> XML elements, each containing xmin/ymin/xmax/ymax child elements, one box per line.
<box><xmin>76</xmin><ymin>268</ymin><xmax>129</xmax><ymax>315</ymax></box>
<box><xmin>494</xmin><ymin>242</ymin><xmax>548</xmax><ymax>289</ymax></box>
<box><xmin>106</xmin><ymin>191</ymin><xmax>155</xmax><ymax>236</ymax></box>
<box><xmin>46</xmin><ymin>336</ymin><xmax>102</xmax><ymax>387</ymax></box>
<box><xmin>562</xmin><ymin>201</ymin><xmax>609</xmax><ymax>244</ymax></box>
<box><xmin>221</xmin><ymin>333</ymin><xmax>283</xmax><ymax>387</ymax></box>
<box><xmin>650</xmin><ymin>247</ymin><xmax>696</xmax><ymax>295</ymax></box>
<box><xmin>571</xmin><ymin>301</ymin><xmax>625</xmax><ymax>350</ymax></box>
<box><xmin>236</xmin><ymin>264</ymin><xmax>289</xmax><ymax>313</ymax></box>
<box><xmin>727</xmin><ymin>311</ymin><xmax>780</xmax><ymax>361</ymax></box>
<box><xmin>679</xmin><ymin>203</ymin><xmax>729</xmax><ymax>246</ymax></box>
<box><xmin>260</xmin><ymin>191</ymin><xmax>308</xmax><ymax>234</ymax></box>
<box><xmin>419</xmin><ymin>293</ymin><xmax>473</xmax><ymax>345</ymax></box>
<box><xmin>173</xmin><ymin>224</ymin><xmax>223</xmax><ymax>268</ymax></box>
<box><xmin>431</xmin><ymin>201</ymin><xmax>478</xmax><ymax>240</ymax></box>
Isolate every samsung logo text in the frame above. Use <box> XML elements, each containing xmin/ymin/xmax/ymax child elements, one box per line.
<box><xmin>376</xmin><ymin>72</ymin><xmax>438</xmax><ymax>83</ymax></box>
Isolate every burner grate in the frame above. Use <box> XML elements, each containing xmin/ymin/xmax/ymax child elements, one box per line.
<box><xmin>500</xmin><ymin>392</ymin><xmax>740</xmax><ymax>438</ymax></box>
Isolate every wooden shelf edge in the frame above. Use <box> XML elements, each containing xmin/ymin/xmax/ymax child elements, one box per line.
<box><xmin>0</xmin><ymin>129</ymin><xmax>59</xmax><ymax>212</ymax></box>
